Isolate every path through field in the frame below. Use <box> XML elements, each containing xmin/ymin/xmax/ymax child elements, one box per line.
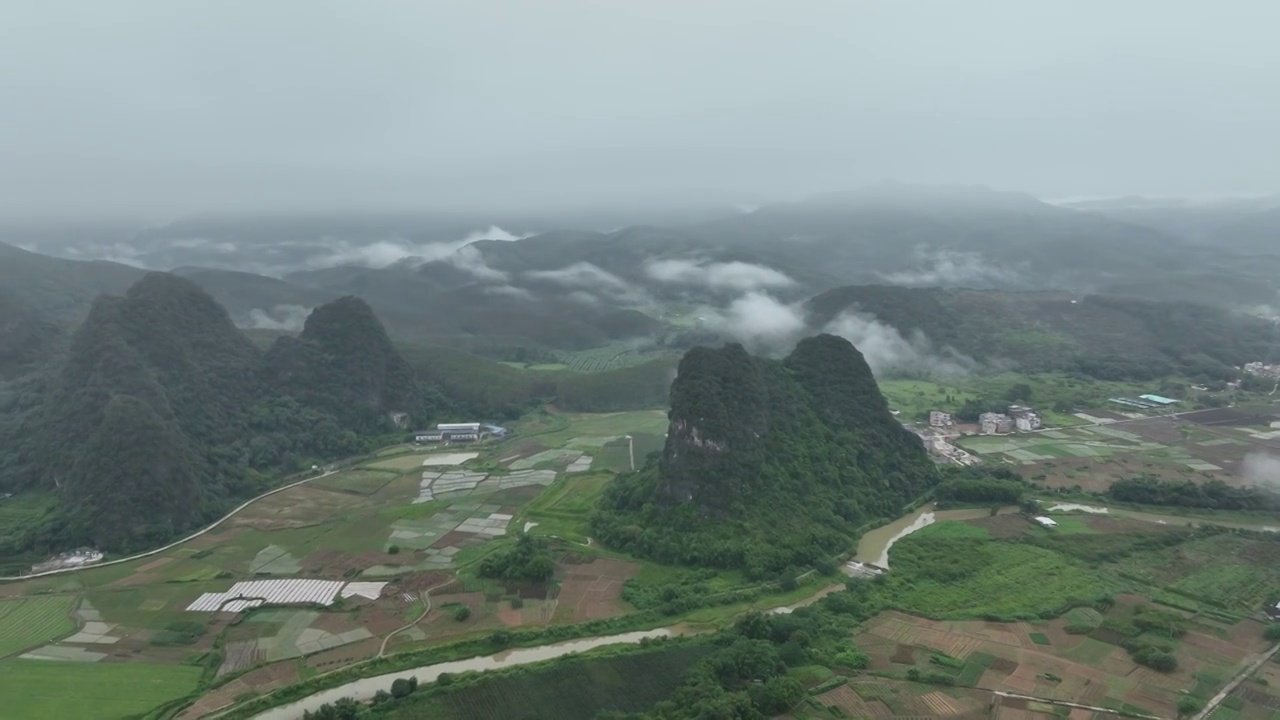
<box><xmin>1191</xmin><ymin>641</ymin><xmax>1280</xmax><ymax>720</ymax></box>
<box><xmin>378</xmin><ymin>580</ymin><xmax>454</xmax><ymax>658</ymax></box>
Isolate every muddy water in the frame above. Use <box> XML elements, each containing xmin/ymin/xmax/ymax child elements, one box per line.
<box><xmin>254</xmin><ymin>629</ymin><xmax>684</xmax><ymax>719</ymax></box>
<box><xmin>853</xmin><ymin>504</ymin><xmax>1010</xmax><ymax>568</ymax></box>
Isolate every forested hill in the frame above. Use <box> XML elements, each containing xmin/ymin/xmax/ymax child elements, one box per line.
<box><xmin>805</xmin><ymin>285</ymin><xmax>1277</xmax><ymax>381</ymax></box>
<box><xmin>3</xmin><ymin>274</ymin><xmax>440</xmax><ymax>552</ymax></box>
<box><xmin>593</xmin><ymin>335</ymin><xmax>938</xmax><ymax>577</ymax></box>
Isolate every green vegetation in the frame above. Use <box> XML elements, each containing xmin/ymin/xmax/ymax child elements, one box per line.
<box><xmin>594</xmin><ymin>336</ymin><xmax>939</xmax><ymax>577</ymax></box>
<box><xmin>1109</xmin><ymin>475</ymin><xmax>1280</xmax><ymax>511</ymax></box>
<box><xmin>1</xmin><ymin>276</ymin><xmax>444</xmax><ymax>553</ymax></box>
<box><xmin>934</xmin><ymin>468</ymin><xmax>1026</xmax><ymax>504</ymax></box>
<box><xmin>477</xmin><ymin>533</ymin><xmax>556</xmax><ymax>582</ymax></box>
<box><xmin>806</xmin><ymin>284</ymin><xmax>1275</xmax><ymax>382</ymax></box>
<box><xmin>0</xmin><ymin>659</ymin><xmax>202</xmax><ymax>719</ymax></box>
<box><xmin>377</xmin><ymin>641</ymin><xmax>715</xmax><ymax>719</ymax></box>
<box><xmin>1029</xmin><ymin>632</ymin><xmax>1051</xmax><ymax>645</ymax></box>
<box><xmin>0</xmin><ymin>595</ymin><xmax>77</xmax><ymax>656</ymax></box>
<box><xmin>885</xmin><ymin>521</ymin><xmax>1115</xmax><ymax>620</ymax></box>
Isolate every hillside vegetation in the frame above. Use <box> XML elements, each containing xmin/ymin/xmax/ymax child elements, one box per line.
<box><xmin>0</xmin><ymin>274</ymin><xmax>440</xmax><ymax>553</ymax></box>
<box><xmin>593</xmin><ymin>335</ymin><xmax>938</xmax><ymax>577</ymax></box>
<box><xmin>806</xmin><ymin>285</ymin><xmax>1276</xmax><ymax>381</ymax></box>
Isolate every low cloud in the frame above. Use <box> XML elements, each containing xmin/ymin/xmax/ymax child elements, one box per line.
<box><xmin>445</xmin><ymin>245</ymin><xmax>509</xmax><ymax>282</ymax></box>
<box><xmin>700</xmin><ymin>292</ymin><xmax>807</xmax><ymax>352</ymax></box>
<box><xmin>1243</xmin><ymin>452</ymin><xmax>1280</xmax><ymax>490</ymax></box>
<box><xmin>245</xmin><ymin>304</ymin><xmax>312</xmax><ymax>331</ymax></box>
<box><xmin>880</xmin><ymin>247</ymin><xmax>1024</xmax><ymax>288</ymax></box>
<box><xmin>645</xmin><ymin>258</ymin><xmax>795</xmax><ymax>291</ymax></box>
<box><xmin>524</xmin><ymin>262</ymin><xmax>648</xmax><ymax>304</ymax></box>
<box><xmin>483</xmin><ymin>285</ymin><xmax>534</xmax><ymax>301</ymax></box>
<box><xmin>822</xmin><ymin>311</ymin><xmax>975</xmax><ymax>377</ymax></box>
<box><xmin>304</xmin><ymin>225</ymin><xmax>531</xmax><ymax>271</ymax></box>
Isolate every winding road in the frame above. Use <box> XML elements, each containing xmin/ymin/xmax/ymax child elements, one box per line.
<box><xmin>0</xmin><ymin>468</ymin><xmax>338</xmax><ymax>582</ymax></box>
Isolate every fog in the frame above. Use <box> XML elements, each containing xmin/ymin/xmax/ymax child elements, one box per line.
<box><xmin>698</xmin><ymin>291</ymin><xmax>973</xmax><ymax>376</ymax></box>
<box><xmin>3</xmin><ymin>1</ymin><xmax>1278</xmax><ymax>217</ymax></box>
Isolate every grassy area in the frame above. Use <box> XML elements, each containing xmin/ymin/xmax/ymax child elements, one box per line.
<box><xmin>554</xmin><ymin>344</ymin><xmax>671</xmax><ymax>373</ymax></box>
<box><xmin>1103</xmin><ymin>532</ymin><xmax>1280</xmax><ymax>613</ymax></box>
<box><xmin>0</xmin><ymin>659</ymin><xmax>202</xmax><ymax>719</ymax></box>
<box><xmin>310</xmin><ymin>468</ymin><xmax>400</xmax><ymax>495</ymax></box>
<box><xmin>529</xmin><ymin>411</ymin><xmax>669</xmax><ymax>449</ymax></box>
<box><xmin>382</xmin><ymin>642</ymin><xmax>715</xmax><ymax>719</ymax></box>
<box><xmin>888</xmin><ymin>522</ymin><xmax>1116</xmax><ymax>619</ymax></box>
<box><xmin>521</xmin><ymin>473</ymin><xmax>613</xmax><ymax>542</ymax></box>
<box><xmin>0</xmin><ymin>595</ymin><xmax>78</xmax><ymax>656</ymax></box>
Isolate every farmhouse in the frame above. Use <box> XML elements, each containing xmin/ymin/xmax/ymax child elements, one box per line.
<box><xmin>1033</xmin><ymin>516</ymin><xmax>1058</xmax><ymax>529</ymax></box>
<box><xmin>929</xmin><ymin>410</ymin><xmax>953</xmax><ymax>427</ymax></box>
<box><xmin>413</xmin><ymin>422</ymin><xmax>509</xmax><ymax>444</ymax></box>
<box><xmin>980</xmin><ymin>412</ymin><xmax>1014</xmax><ymax>435</ymax></box>
<box><xmin>1007</xmin><ymin>405</ymin><xmax>1042</xmax><ymax>432</ymax></box>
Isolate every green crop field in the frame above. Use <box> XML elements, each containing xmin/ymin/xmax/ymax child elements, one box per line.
<box><xmin>522</xmin><ymin>474</ymin><xmax>613</xmax><ymax>541</ymax></box>
<box><xmin>888</xmin><ymin>526</ymin><xmax>1115</xmax><ymax>620</ymax></box>
<box><xmin>0</xmin><ymin>595</ymin><xmax>78</xmax><ymax>657</ymax></box>
<box><xmin>312</xmin><ymin>468</ymin><xmax>400</xmax><ymax>495</ymax></box>
<box><xmin>0</xmin><ymin>659</ymin><xmax>203</xmax><ymax>719</ymax></box>
<box><xmin>555</xmin><ymin>345</ymin><xmax>667</xmax><ymax>373</ymax></box>
<box><xmin>384</xmin><ymin>643</ymin><xmax>716</xmax><ymax>720</ymax></box>
<box><xmin>367</xmin><ymin>454</ymin><xmax>437</xmax><ymax>471</ymax></box>
<box><xmin>1103</xmin><ymin>533</ymin><xmax>1280</xmax><ymax>612</ymax></box>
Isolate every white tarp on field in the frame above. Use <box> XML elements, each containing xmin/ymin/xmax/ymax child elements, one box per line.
<box><xmin>186</xmin><ymin>579</ymin><xmax>346</xmax><ymax>612</ymax></box>
<box><xmin>339</xmin><ymin>582</ymin><xmax>388</xmax><ymax>600</ymax></box>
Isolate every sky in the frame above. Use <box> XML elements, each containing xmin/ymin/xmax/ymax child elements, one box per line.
<box><xmin>2</xmin><ymin>0</ymin><xmax>1278</xmax><ymax>217</ymax></box>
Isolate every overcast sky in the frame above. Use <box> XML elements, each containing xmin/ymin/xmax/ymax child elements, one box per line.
<box><xmin>2</xmin><ymin>1</ymin><xmax>1277</xmax><ymax>217</ymax></box>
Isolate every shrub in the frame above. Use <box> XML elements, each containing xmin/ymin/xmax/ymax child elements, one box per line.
<box><xmin>1265</xmin><ymin>624</ymin><xmax>1280</xmax><ymax>641</ymax></box>
<box><xmin>454</xmin><ymin>606</ymin><xmax>472</xmax><ymax>621</ymax></box>
<box><xmin>388</xmin><ymin>545</ymin><xmax>401</xmax><ymax>555</ymax></box>
<box><xmin>1177</xmin><ymin>695</ymin><xmax>1202</xmax><ymax>716</ymax></box>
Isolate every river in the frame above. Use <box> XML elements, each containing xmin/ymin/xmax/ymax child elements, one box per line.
<box><xmin>254</xmin><ymin>629</ymin><xmax>684</xmax><ymax>719</ymax></box>
<box><xmin>853</xmin><ymin>504</ymin><xmax>1015</xmax><ymax>568</ymax></box>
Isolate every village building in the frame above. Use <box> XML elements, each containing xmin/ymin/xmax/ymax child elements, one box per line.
<box><xmin>413</xmin><ymin>422</ymin><xmax>508</xmax><ymax>444</ymax></box>
<box><xmin>1033</xmin><ymin>516</ymin><xmax>1058</xmax><ymax>528</ymax></box>
<box><xmin>1008</xmin><ymin>405</ymin><xmax>1042</xmax><ymax>432</ymax></box>
<box><xmin>929</xmin><ymin>411</ymin><xmax>953</xmax><ymax>427</ymax></box>
<box><xmin>979</xmin><ymin>412</ymin><xmax>1014</xmax><ymax>435</ymax></box>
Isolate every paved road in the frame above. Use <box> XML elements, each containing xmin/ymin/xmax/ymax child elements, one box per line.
<box><xmin>1191</xmin><ymin>641</ymin><xmax>1280</xmax><ymax>720</ymax></box>
<box><xmin>993</xmin><ymin>691</ymin><xmax>1161</xmax><ymax>719</ymax></box>
<box><xmin>0</xmin><ymin>469</ymin><xmax>338</xmax><ymax>582</ymax></box>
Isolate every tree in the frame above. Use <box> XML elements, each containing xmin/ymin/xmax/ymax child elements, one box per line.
<box><xmin>454</xmin><ymin>606</ymin><xmax>472</xmax><ymax>621</ymax></box>
<box><xmin>1177</xmin><ymin>695</ymin><xmax>1202</xmax><ymax>716</ymax></box>
<box><xmin>1265</xmin><ymin>624</ymin><xmax>1280</xmax><ymax>641</ymax></box>
<box><xmin>390</xmin><ymin>677</ymin><xmax>416</xmax><ymax>698</ymax></box>
<box><xmin>1005</xmin><ymin>383</ymin><xmax>1034</xmax><ymax>403</ymax></box>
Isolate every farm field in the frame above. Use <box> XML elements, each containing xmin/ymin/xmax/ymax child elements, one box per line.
<box><xmin>0</xmin><ymin>659</ymin><xmax>203</xmax><ymax>719</ymax></box>
<box><xmin>0</xmin><ymin>595</ymin><xmax>78</xmax><ymax>657</ymax></box>
<box><xmin>554</xmin><ymin>344</ymin><xmax>672</xmax><ymax>373</ymax></box>
<box><xmin>0</xmin><ymin>407</ymin><xmax>722</xmax><ymax>719</ymax></box>
<box><xmin>381</xmin><ymin>642</ymin><xmax>716</xmax><ymax>719</ymax></box>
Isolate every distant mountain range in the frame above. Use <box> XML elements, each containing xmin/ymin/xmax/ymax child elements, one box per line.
<box><xmin>0</xmin><ymin>184</ymin><xmax>1275</xmax><ymax>366</ymax></box>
